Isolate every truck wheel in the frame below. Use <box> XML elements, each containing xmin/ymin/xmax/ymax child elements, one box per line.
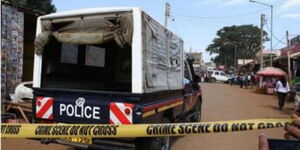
<box><xmin>136</xmin><ymin>119</ymin><xmax>170</xmax><ymax>150</ymax></box>
<box><xmin>190</xmin><ymin>99</ymin><xmax>202</xmax><ymax>122</ymax></box>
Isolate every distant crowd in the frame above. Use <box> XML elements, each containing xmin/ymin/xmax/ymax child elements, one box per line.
<box><xmin>229</xmin><ymin>72</ymin><xmax>256</xmax><ymax>89</ymax></box>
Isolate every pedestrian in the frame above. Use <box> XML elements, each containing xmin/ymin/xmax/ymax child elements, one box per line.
<box><xmin>230</xmin><ymin>74</ymin><xmax>235</xmax><ymax>86</ymax></box>
<box><xmin>204</xmin><ymin>72</ymin><xmax>207</xmax><ymax>82</ymax></box>
<box><xmin>208</xmin><ymin>72</ymin><xmax>212</xmax><ymax>83</ymax></box>
<box><xmin>237</xmin><ymin>74</ymin><xmax>240</xmax><ymax>85</ymax></box>
<box><xmin>234</xmin><ymin>74</ymin><xmax>238</xmax><ymax>85</ymax></box>
<box><xmin>246</xmin><ymin>73</ymin><xmax>251</xmax><ymax>88</ymax></box>
<box><xmin>275</xmin><ymin>76</ymin><xmax>290</xmax><ymax>111</ymax></box>
<box><xmin>240</xmin><ymin>73</ymin><xmax>245</xmax><ymax>88</ymax></box>
<box><xmin>244</xmin><ymin>73</ymin><xmax>249</xmax><ymax>89</ymax></box>
<box><xmin>251</xmin><ymin>73</ymin><xmax>255</xmax><ymax>87</ymax></box>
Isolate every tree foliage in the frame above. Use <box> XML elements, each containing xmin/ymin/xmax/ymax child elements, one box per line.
<box><xmin>7</xmin><ymin>0</ymin><xmax>56</xmax><ymax>14</ymax></box>
<box><xmin>206</xmin><ymin>25</ymin><xmax>268</xmax><ymax>67</ymax></box>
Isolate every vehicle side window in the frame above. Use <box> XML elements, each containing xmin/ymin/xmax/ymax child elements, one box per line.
<box><xmin>221</xmin><ymin>72</ymin><xmax>225</xmax><ymax>76</ymax></box>
<box><xmin>184</xmin><ymin>62</ymin><xmax>192</xmax><ymax>81</ymax></box>
<box><xmin>214</xmin><ymin>72</ymin><xmax>219</xmax><ymax>75</ymax></box>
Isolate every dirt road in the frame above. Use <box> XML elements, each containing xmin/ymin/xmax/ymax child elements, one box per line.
<box><xmin>2</xmin><ymin>83</ymin><xmax>294</xmax><ymax>150</ymax></box>
<box><xmin>171</xmin><ymin>83</ymin><xmax>293</xmax><ymax>150</ymax></box>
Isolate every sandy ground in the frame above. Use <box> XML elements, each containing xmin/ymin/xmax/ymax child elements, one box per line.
<box><xmin>1</xmin><ymin>83</ymin><xmax>294</xmax><ymax>150</ymax></box>
<box><xmin>171</xmin><ymin>83</ymin><xmax>293</xmax><ymax>150</ymax></box>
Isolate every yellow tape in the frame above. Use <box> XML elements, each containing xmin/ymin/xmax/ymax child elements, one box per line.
<box><xmin>1</xmin><ymin>119</ymin><xmax>293</xmax><ymax>138</ymax></box>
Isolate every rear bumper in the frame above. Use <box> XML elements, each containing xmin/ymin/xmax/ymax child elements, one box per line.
<box><xmin>88</xmin><ymin>139</ymin><xmax>135</xmax><ymax>150</ymax></box>
<box><xmin>51</xmin><ymin>138</ymin><xmax>135</xmax><ymax>150</ymax></box>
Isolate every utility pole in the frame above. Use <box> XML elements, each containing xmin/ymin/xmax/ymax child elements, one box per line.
<box><xmin>270</xmin><ymin>5</ymin><xmax>273</xmax><ymax>67</ymax></box>
<box><xmin>259</xmin><ymin>14</ymin><xmax>265</xmax><ymax>87</ymax></box>
<box><xmin>234</xmin><ymin>44</ymin><xmax>237</xmax><ymax>73</ymax></box>
<box><xmin>225</xmin><ymin>53</ymin><xmax>227</xmax><ymax>68</ymax></box>
<box><xmin>249</xmin><ymin>0</ymin><xmax>273</xmax><ymax>67</ymax></box>
<box><xmin>286</xmin><ymin>31</ymin><xmax>291</xmax><ymax>83</ymax></box>
<box><xmin>286</xmin><ymin>31</ymin><xmax>290</xmax><ymax>47</ymax></box>
<box><xmin>165</xmin><ymin>3</ymin><xmax>170</xmax><ymax>27</ymax></box>
<box><xmin>288</xmin><ymin>51</ymin><xmax>291</xmax><ymax>82</ymax></box>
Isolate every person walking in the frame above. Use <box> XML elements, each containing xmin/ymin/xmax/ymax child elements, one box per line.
<box><xmin>204</xmin><ymin>73</ymin><xmax>207</xmax><ymax>82</ymax></box>
<box><xmin>240</xmin><ymin>73</ymin><xmax>245</xmax><ymax>88</ymax></box>
<box><xmin>275</xmin><ymin>76</ymin><xmax>290</xmax><ymax>111</ymax></box>
<box><xmin>230</xmin><ymin>74</ymin><xmax>235</xmax><ymax>86</ymax></box>
<box><xmin>246</xmin><ymin>73</ymin><xmax>252</xmax><ymax>88</ymax></box>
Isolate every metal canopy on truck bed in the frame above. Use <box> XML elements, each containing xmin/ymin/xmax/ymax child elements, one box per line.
<box><xmin>33</xmin><ymin>7</ymin><xmax>184</xmax><ymax>94</ymax></box>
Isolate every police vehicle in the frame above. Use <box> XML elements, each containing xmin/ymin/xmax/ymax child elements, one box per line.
<box><xmin>32</xmin><ymin>7</ymin><xmax>202</xmax><ymax>150</ymax></box>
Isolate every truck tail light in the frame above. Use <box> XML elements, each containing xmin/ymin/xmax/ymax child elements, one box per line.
<box><xmin>124</xmin><ymin>107</ymin><xmax>131</xmax><ymax>115</ymax></box>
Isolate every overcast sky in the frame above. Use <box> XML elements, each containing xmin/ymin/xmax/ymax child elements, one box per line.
<box><xmin>53</xmin><ymin>0</ymin><xmax>300</xmax><ymax>62</ymax></box>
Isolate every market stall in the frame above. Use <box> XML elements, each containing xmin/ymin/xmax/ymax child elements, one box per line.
<box><xmin>256</xmin><ymin>67</ymin><xmax>287</xmax><ymax>94</ymax></box>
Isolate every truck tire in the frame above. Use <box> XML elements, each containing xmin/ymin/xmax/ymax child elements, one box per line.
<box><xmin>190</xmin><ymin>98</ymin><xmax>202</xmax><ymax>122</ymax></box>
<box><xmin>136</xmin><ymin>119</ymin><xmax>170</xmax><ymax>150</ymax></box>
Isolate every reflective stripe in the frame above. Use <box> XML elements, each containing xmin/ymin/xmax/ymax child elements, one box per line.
<box><xmin>109</xmin><ymin>110</ymin><xmax>122</xmax><ymax>125</ymax></box>
<box><xmin>36</xmin><ymin>97</ymin><xmax>51</xmax><ymax>113</ymax></box>
<box><xmin>142</xmin><ymin>98</ymin><xmax>184</xmax><ymax>118</ymax></box>
<box><xmin>42</xmin><ymin>105</ymin><xmax>53</xmax><ymax>119</ymax></box>
<box><xmin>36</xmin><ymin>97</ymin><xmax>53</xmax><ymax>119</ymax></box>
<box><xmin>109</xmin><ymin>102</ymin><xmax>133</xmax><ymax>125</ymax></box>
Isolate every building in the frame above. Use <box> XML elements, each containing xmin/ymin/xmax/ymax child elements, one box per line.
<box><xmin>1</xmin><ymin>0</ymin><xmax>45</xmax><ymax>100</ymax></box>
<box><xmin>186</xmin><ymin>52</ymin><xmax>205</xmax><ymax>73</ymax></box>
<box><xmin>205</xmin><ymin>62</ymin><xmax>216</xmax><ymax>72</ymax></box>
<box><xmin>274</xmin><ymin>35</ymin><xmax>300</xmax><ymax>79</ymax></box>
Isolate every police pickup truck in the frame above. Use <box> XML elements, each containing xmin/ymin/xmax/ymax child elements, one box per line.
<box><xmin>32</xmin><ymin>7</ymin><xmax>202</xmax><ymax>150</ymax></box>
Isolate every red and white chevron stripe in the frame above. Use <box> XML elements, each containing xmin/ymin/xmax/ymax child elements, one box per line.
<box><xmin>109</xmin><ymin>102</ymin><xmax>133</xmax><ymax>125</ymax></box>
<box><xmin>36</xmin><ymin>97</ymin><xmax>53</xmax><ymax>119</ymax></box>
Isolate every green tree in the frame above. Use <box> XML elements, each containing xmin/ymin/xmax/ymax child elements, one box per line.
<box><xmin>206</xmin><ymin>25</ymin><xmax>268</xmax><ymax>67</ymax></box>
<box><xmin>7</xmin><ymin>0</ymin><xmax>56</xmax><ymax>14</ymax></box>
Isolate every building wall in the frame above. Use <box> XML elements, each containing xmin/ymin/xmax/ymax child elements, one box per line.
<box><xmin>186</xmin><ymin>52</ymin><xmax>203</xmax><ymax>65</ymax></box>
<box><xmin>186</xmin><ymin>52</ymin><xmax>204</xmax><ymax>72</ymax></box>
<box><xmin>1</xmin><ymin>4</ymin><xmax>24</xmax><ymax>99</ymax></box>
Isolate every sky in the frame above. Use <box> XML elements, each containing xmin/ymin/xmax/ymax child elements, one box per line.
<box><xmin>52</xmin><ymin>0</ymin><xmax>300</xmax><ymax>62</ymax></box>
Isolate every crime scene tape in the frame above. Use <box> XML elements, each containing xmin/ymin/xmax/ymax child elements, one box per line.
<box><xmin>1</xmin><ymin>119</ymin><xmax>293</xmax><ymax>138</ymax></box>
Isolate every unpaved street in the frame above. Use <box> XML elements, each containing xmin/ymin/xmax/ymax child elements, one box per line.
<box><xmin>171</xmin><ymin>83</ymin><xmax>293</xmax><ymax>150</ymax></box>
<box><xmin>2</xmin><ymin>83</ymin><xmax>294</xmax><ymax>150</ymax></box>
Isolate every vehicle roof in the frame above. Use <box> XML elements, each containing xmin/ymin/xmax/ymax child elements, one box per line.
<box><xmin>38</xmin><ymin>6</ymin><xmax>182</xmax><ymax>40</ymax></box>
<box><xmin>40</xmin><ymin>7</ymin><xmax>140</xmax><ymax>19</ymax></box>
